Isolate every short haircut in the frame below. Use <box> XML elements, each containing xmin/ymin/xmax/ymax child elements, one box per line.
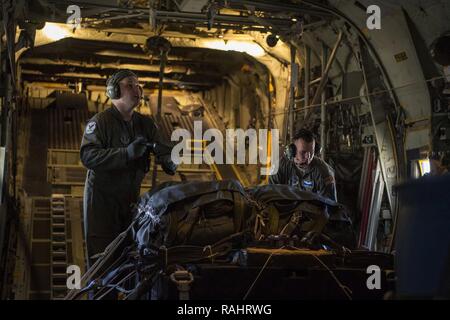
<box><xmin>293</xmin><ymin>128</ymin><xmax>315</xmax><ymax>143</ymax></box>
<box><xmin>106</xmin><ymin>69</ymin><xmax>138</xmax><ymax>87</ymax></box>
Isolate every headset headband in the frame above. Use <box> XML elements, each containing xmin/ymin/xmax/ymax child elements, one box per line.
<box><xmin>106</xmin><ymin>69</ymin><xmax>138</xmax><ymax>87</ymax></box>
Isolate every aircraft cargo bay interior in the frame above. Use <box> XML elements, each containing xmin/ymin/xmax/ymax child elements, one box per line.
<box><xmin>0</xmin><ymin>0</ymin><xmax>449</xmax><ymax>301</ymax></box>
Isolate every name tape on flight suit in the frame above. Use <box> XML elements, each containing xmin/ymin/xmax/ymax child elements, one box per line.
<box><xmin>302</xmin><ymin>179</ymin><xmax>314</xmax><ymax>190</ymax></box>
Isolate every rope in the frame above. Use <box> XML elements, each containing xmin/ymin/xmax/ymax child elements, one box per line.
<box><xmin>203</xmin><ymin>245</ymin><xmax>214</xmax><ymax>263</ymax></box>
<box><xmin>289</xmin><ymin>246</ymin><xmax>353</xmax><ymax>300</ymax></box>
<box><xmin>243</xmin><ymin>246</ymin><xmax>286</xmax><ymax>300</ymax></box>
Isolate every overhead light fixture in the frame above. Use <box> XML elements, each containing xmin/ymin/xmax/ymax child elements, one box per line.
<box><xmin>203</xmin><ymin>40</ymin><xmax>265</xmax><ymax>57</ymax></box>
<box><xmin>144</xmin><ymin>36</ymin><xmax>172</xmax><ymax>55</ymax></box>
<box><xmin>216</xmin><ymin>29</ymin><xmax>225</xmax><ymax>39</ymax></box>
<box><xmin>266</xmin><ymin>34</ymin><xmax>279</xmax><ymax>47</ymax></box>
<box><xmin>41</xmin><ymin>23</ymin><xmax>70</xmax><ymax>41</ymax></box>
<box><xmin>418</xmin><ymin>159</ymin><xmax>431</xmax><ymax>176</ymax></box>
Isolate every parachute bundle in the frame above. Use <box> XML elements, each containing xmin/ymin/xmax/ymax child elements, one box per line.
<box><xmin>66</xmin><ymin>180</ymin><xmax>354</xmax><ymax>300</ymax></box>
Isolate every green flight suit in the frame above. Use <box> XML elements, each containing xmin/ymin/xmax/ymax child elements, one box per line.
<box><xmin>269</xmin><ymin>156</ymin><xmax>337</xmax><ymax>202</ymax></box>
<box><xmin>80</xmin><ymin>105</ymin><xmax>164</xmax><ymax>267</ymax></box>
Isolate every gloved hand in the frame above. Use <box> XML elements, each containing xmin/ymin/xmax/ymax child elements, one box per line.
<box><xmin>126</xmin><ymin>136</ymin><xmax>148</xmax><ymax>161</ymax></box>
<box><xmin>153</xmin><ymin>142</ymin><xmax>173</xmax><ymax>157</ymax></box>
<box><xmin>161</xmin><ymin>157</ymin><xmax>177</xmax><ymax>175</ymax></box>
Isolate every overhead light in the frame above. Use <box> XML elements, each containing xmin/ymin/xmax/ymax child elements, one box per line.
<box><xmin>418</xmin><ymin>159</ymin><xmax>431</xmax><ymax>176</ymax></box>
<box><xmin>41</xmin><ymin>23</ymin><xmax>70</xmax><ymax>41</ymax></box>
<box><xmin>203</xmin><ymin>40</ymin><xmax>265</xmax><ymax>57</ymax></box>
<box><xmin>292</xmin><ymin>18</ymin><xmax>298</xmax><ymax>22</ymax></box>
<box><xmin>266</xmin><ymin>34</ymin><xmax>279</xmax><ymax>47</ymax></box>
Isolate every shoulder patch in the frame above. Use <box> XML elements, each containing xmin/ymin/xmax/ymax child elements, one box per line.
<box><xmin>85</xmin><ymin>121</ymin><xmax>97</xmax><ymax>134</ymax></box>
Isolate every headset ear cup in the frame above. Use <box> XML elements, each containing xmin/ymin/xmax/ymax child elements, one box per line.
<box><xmin>106</xmin><ymin>85</ymin><xmax>114</xmax><ymax>99</ymax></box>
<box><xmin>314</xmin><ymin>139</ymin><xmax>320</xmax><ymax>156</ymax></box>
<box><xmin>284</xmin><ymin>143</ymin><xmax>296</xmax><ymax>160</ymax></box>
<box><xmin>114</xmin><ymin>84</ymin><xmax>120</xmax><ymax>99</ymax></box>
<box><xmin>106</xmin><ymin>84</ymin><xmax>120</xmax><ymax>99</ymax></box>
<box><xmin>106</xmin><ymin>69</ymin><xmax>138</xmax><ymax>99</ymax></box>
<box><xmin>289</xmin><ymin>143</ymin><xmax>296</xmax><ymax>159</ymax></box>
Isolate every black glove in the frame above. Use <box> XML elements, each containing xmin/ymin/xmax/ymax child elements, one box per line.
<box><xmin>153</xmin><ymin>142</ymin><xmax>173</xmax><ymax>157</ymax></box>
<box><xmin>161</xmin><ymin>157</ymin><xmax>177</xmax><ymax>175</ymax></box>
<box><xmin>126</xmin><ymin>136</ymin><xmax>148</xmax><ymax>161</ymax></box>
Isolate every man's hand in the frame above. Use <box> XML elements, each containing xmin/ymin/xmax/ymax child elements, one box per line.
<box><xmin>160</xmin><ymin>156</ymin><xmax>177</xmax><ymax>175</ymax></box>
<box><xmin>126</xmin><ymin>136</ymin><xmax>148</xmax><ymax>161</ymax></box>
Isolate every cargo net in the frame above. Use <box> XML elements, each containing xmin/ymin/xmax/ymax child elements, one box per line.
<box><xmin>65</xmin><ymin>180</ymin><xmax>355</xmax><ymax>300</ymax></box>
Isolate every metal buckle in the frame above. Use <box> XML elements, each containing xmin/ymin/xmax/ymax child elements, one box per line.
<box><xmin>170</xmin><ymin>270</ymin><xmax>194</xmax><ymax>300</ymax></box>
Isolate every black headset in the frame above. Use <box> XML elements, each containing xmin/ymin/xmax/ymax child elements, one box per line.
<box><xmin>106</xmin><ymin>69</ymin><xmax>139</xmax><ymax>99</ymax></box>
<box><xmin>284</xmin><ymin>143</ymin><xmax>297</xmax><ymax>161</ymax></box>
